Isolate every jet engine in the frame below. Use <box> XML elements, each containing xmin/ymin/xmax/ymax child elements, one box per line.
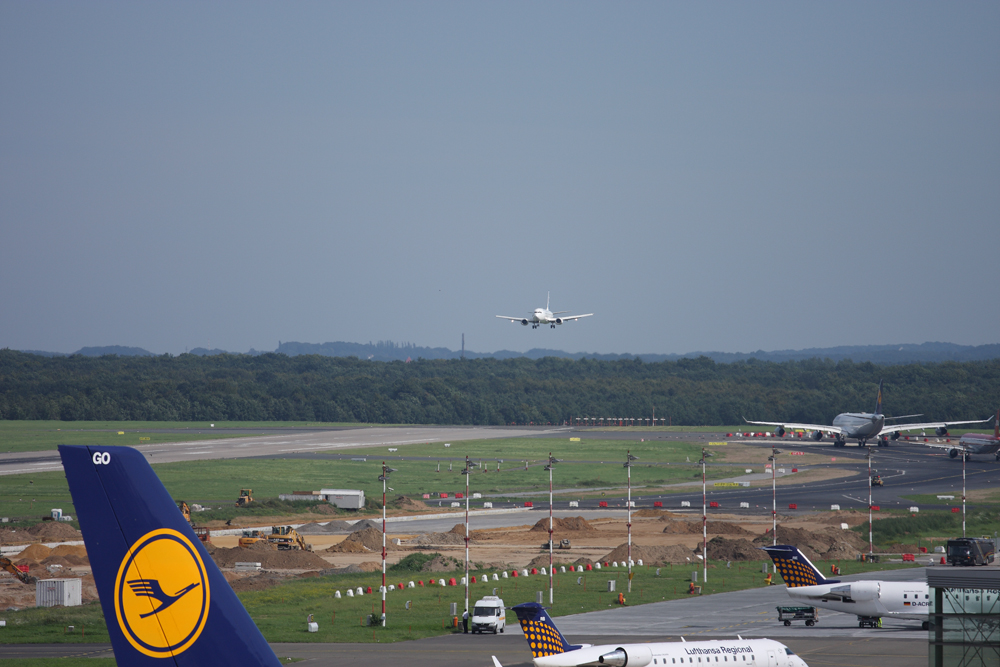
<box><xmin>949</xmin><ymin>449</ymin><xmax>959</xmax><ymax>459</ymax></box>
<box><xmin>520</xmin><ymin>319</ymin><xmax>529</xmax><ymax>326</ymax></box>
<box><xmin>555</xmin><ymin>318</ymin><xmax>563</xmax><ymax>325</ymax></box>
<box><xmin>846</xmin><ymin>581</ymin><xmax>880</xmax><ymax>602</ymax></box>
<box><xmin>810</xmin><ymin>430</ymin><xmax>823</xmax><ymax>441</ymax></box>
<box><xmin>936</xmin><ymin>427</ymin><xmax>949</xmax><ymax>436</ymax></box>
<box><xmin>598</xmin><ymin>646</ymin><xmax>653</xmax><ymax>667</ymax></box>
<box><xmin>890</xmin><ymin>431</ymin><xmax>900</xmax><ymax>441</ymax></box>
<box><xmin>773</xmin><ymin>426</ymin><xmax>785</xmax><ymax>438</ymax></box>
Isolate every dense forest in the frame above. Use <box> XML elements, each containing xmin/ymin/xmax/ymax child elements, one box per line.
<box><xmin>0</xmin><ymin>350</ymin><xmax>997</xmax><ymax>425</ymax></box>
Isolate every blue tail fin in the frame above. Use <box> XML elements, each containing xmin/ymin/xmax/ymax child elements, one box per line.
<box><xmin>512</xmin><ymin>602</ymin><xmax>581</xmax><ymax>658</ymax></box>
<box><xmin>874</xmin><ymin>379</ymin><xmax>884</xmax><ymax>416</ymax></box>
<box><xmin>760</xmin><ymin>545</ymin><xmax>839</xmax><ymax>587</ymax></box>
<box><xmin>58</xmin><ymin>445</ymin><xmax>280</xmax><ymax>667</ymax></box>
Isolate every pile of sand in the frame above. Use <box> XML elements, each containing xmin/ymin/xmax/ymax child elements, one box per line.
<box><xmin>601</xmin><ymin>543</ymin><xmax>695</xmax><ymax>565</ymax></box>
<box><xmin>633</xmin><ymin>509</ymin><xmax>682</xmax><ymax>518</ymax></box>
<box><xmin>297</xmin><ymin>521</ymin><xmax>355</xmax><ymax>534</ymax></box>
<box><xmin>529</xmin><ymin>517</ymin><xmax>597</xmax><ymax>533</ymax></box>
<box><xmin>27</xmin><ymin>522</ymin><xmax>83</xmax><ymax>541</ymax></box>
<box><xmin>388</xmin><ymin>495</ymin><xmax>429</xmax><ymax>511</ymax></box>
<box><xmin>421</xmin><ymin>555</ymin><xmax>462</xmax><ymax>572</ymax></box>
<box><xmin>662</xmin><ymin>520</ymin><xmax>754</xmax><ymax>536</ymax></box>
<box><xmin>209</xmin><ymin>542</ymin><xmax>330</xmax><ymax>570</ymax></box>
<box><xmin>51</xmin><ymin>544</ymin><xmax>87</xmax><ymax>558</ymax></box>
<box><xmin>325</xmin><ymin>540</ymin><xmax>368</xmax><ymax>553</ymax></box>
<box><xmin>526</xmin><ymin>554</ymin><xmax>574</xmax><ymax>570</ymax></box>
<box><xmin>409</xmin><ymin>525</ymin><xmax>470</xmax><ymax>546</ymax></box>
<box><xmin>352</xmin><ymin>519</ymin><xmax>383</xmax><ymax>532</ymax></box>
<box><xmin>697</xmin><ymin>537</ymin><xmax>767</xmax><ymax>561</ymax></box>
<box><xmin>752</xmin><ymin>524</ymin><xmax>870</xmax><ymax>560</ymax></box>
<box><xmin>17</xmin><ymin>543</ymin><xmax>52</xmax><ymax>560</ymax></box>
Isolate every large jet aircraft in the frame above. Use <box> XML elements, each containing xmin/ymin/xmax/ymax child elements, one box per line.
<box><xmin>921</xmin><ymin>409</ymin><xmax>1000</xmax><ymax>460</ymax></box>
<box><xmin>744</xmin><ymin>380</ymin><xmax>992</xmax><ymax>447</ymax></box>
<box><xmin>496</xmin><ymin>293</ymin><xmax>593</xmax><ymax>329</ymax></box>
<box><xmin>495</xmin><ymin>602</ymin><xmax>808</xmax><ymax>667</ymax></box>
<box><xmin>60</xmin><ymin>444</ymin><xmax>282</xmax><ymax>666</ymax></box>
<box><xmin>762</xmin><ymin>545</ymin><xmax>929</xmax><ymax>629</ymax></box>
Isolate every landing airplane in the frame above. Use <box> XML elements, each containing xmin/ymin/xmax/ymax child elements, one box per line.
<box><xmin>495</xmin><ymin>602</ymin><xmax>807</xmax><ymax>667</ymax></box>
<box><xmin>496</xmin><ymin>293</ymin><xmax>593</xmax><ymax>329</ymax></box>
<box><xmin>59</xmin><ymin>444</ymin><xmax>282</xmax><ymax>666</ymax></box>
<box><xmin>744</xmin><ymin>380</ymin><xmax>992</xmax><ymax>447</ymax></box>
<box><xmin>922</xmin><ymin>409</ymin><xmax>1000</xmax><ymax>460</ymax></box>
<box><xmin>762</xmin><ymin>545</ymin><xmax>930</xmax><ymax>630</ymax></box>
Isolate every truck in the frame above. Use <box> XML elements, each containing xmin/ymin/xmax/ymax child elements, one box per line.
<box><xmin>471</xmin><ymin>595</ymin><xmax>506</xmax><ymax>634</ymax></box>
<box><xmin>947</xmin><ymin>537</ymin><xmax>996</xmax><ymax>566</ymax></box>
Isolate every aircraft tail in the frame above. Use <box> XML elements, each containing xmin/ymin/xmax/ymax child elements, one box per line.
<box><xmin>874</xmin><ymin>379</ymin><xmax>884</xmax><ymax>416</ymax></box>
<box><xmin>512</xmin><ymin>602</ymin><xmax>580</xmax><ymax>658</ymax></box>
<box><xmin>58</xmin><ymin>445</ymin><xmax>280</xmax><ymax>667</ymax></box>
<box><xmin>760</xmin><ymin>545</ymin><xmax>839</xmax><ymax>587</ymax></box>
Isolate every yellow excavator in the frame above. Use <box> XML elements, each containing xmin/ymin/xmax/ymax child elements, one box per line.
<box><xmin>176</xmin><ymin>500</ymin><xmax>211</xmax><ymax>543</ymax></box>
<box><xmin>1</xmin><ymin>556</ymin><xmax>37</xmax><ymax>585</ymax></box>
<box><xmin>237</xmin><ymin>526</ymin><xmax>312</xmax><ymax>551</ymax></box>
<box><xmin>235</xmin><ymin>489</ymin><xmax>254</xmax><ymax>507</ymax></box>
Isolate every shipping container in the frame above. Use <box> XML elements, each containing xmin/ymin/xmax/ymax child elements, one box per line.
<box><xmin>36</xmin><ymin>578</ymin><xmax>82</xmax><ymax>607</ymax></box>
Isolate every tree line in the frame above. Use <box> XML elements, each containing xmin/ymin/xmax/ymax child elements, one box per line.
<box><xmin>0</xmin><ymin>350</ymin><xmax>997</xmax><ymax>426</ymax></box>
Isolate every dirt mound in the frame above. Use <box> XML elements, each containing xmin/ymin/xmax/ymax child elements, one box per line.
<box><xmin>62</xmin><ymin>554</ymin><xmax>90</xmax><ymax>566</ymax></box>
<box><xmin>634</xmin><ymin>509</ymin><xmax>682</xmax><ymax>518</ymax></box>
<box><xmin>357</xmin><ymin>561</ymin><xmax>382</xmax><ymax>572</ymax></box>
<box><xmin>209</xmin><ymin>545</ymin><xmax>329</xmax><ymax>570</ymax></box>
<box><xmin>751</xmin><ymin>524</ymin><xmax>870</xmax><ymax>560</ymax></box>
<box><xmin>572</xmin><ymin>557</ymin><xmax>595</xmax><ymax>567</ymax></box>
<box><xmin>17</xmin><ymin>544</ymin><xmax>51</xmax><ymax>561</ymax></box>
<box><xmin>529</xmin><ymin>516</ymin><xmax>597</xmax><ymax>533</ymax></box>
<box><xmin>41</xmin><ymin>555</ymin><xmax>72</xmax><ymax>567</ymax></box>
<box><xmin>707</xmin><ymin>522</ymin><xmax>756</xmax><ymax>536</ymax></box>
<box><xmin>389</xmin><ymin>495</ymin><xmax>429</xmax><ymax>511</ymax></box>
<box><xmin>447</xmin><ymin>524</ymin><xmax>467</xmax><ymax>534</ymax></box>
<box><xmin>409</xmin><ymin>530</ymin><xmax>468</xmax><ymax>546</ymax></box>
<box><xmin>228</xmin><ymin>573</ymin><xmax>287</xmax><ymax>593</ymax></box>
<box><xmin>661</xmin><ymin>520</ymin><xmax>702</xmax><ymax>534</ymax></box>
<box><xmin>325</xmin><ymin>540</ymin><xmax>368</xmax><ymax>553</ymax></box>
<box><xmin>698</xmin><ymin>537</ymin><xmax>767</xmax><ymax>561</ymax></box>
<box><xmin>662</xmin><ymin>520</ymin><xmax>754</xmax><ymax>536</ymax></box>
<box><xmin>352</xmin><ymin>519</ymin><xmax>382</xmax><ymax>532</ymax></box>
<box><xmin>347</xmin><ymin>527</ymin><xmax>399</xmax><ymax>551</ymax></box>
<box><xmin>50</xmin><ymin>544</ymin><xmax>87</xmax><ymax>558</ymax></box>
<box><xmin>27</xmin><ymin>522</ymin><xmax>83</xmax><ymax>541</ymax></box>
<box><xmin>527</xmin><ymin>555</ymin><xmax>573</xmax><ymax>570</ymax></box>
<box><xmin>422</xmin><ymin>555</ymin><xmax>462</xmax><ymax>572</ymax></box>
<box><xmin>297</xmin><ymin>521</ymin><xmax>354</xmax><ymax>534</ymax></box>
<box><xmin>601</xmin><ymin>543</ymin><xmax>695</xmax><ymax>565</ymax></box>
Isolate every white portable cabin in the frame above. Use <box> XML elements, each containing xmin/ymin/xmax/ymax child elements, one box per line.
<box><xmin>36</xmin><ymin>578</ymin><xmax>82</xmax><ymax>607</ymax></box>
<box><xmin>318</xmin><ymin>489</ymin><xmax>365</xmax><ymax>509</ymax></box>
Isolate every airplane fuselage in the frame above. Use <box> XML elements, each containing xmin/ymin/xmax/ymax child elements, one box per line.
<box><xmin>785</xmin><ymin>580</ymin><xmax>930</xmax><ymax>620</ymax></box>
<box><xmin>957</xmin><ymin>433</ymin><xmax>1000</xmax><ymax>457</ymax></box>
<box><xmin>533</xmin><ymin>638</ymin><xmax>805</xmax><ymax>667</ymax></box>
<box><xmin>831</xmin><ymin>412</ymin><xmax>884</xmax><ymax>441</ymax></box>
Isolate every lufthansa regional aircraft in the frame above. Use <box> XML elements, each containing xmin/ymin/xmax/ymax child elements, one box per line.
<box><xmin>762</xmin><ymin>545</ymin><xmax>930</xmax><ymax>629</ymax></box>
<box><xmin>921</xmin><ymin>409</ymin><xmax>1000</xmax><ymax>460</ymax></box>
<box><xmin>495</xmin><ymin>602</ymin><xmax>808</xmax><ymax>667</ymax></box>
<box><xmin>496</xmin><ymin>293</ymin><xmax>593</xmax><ymax>329</ymax></box>
<box><xmin>744</xmin><ymin>380</ymin><xmax>992</xmax><ymax>447</ymax></box>
<box><xmin>60</xmin><ymin>444</ymin><xmax>283</xmax><ymax>666</ymax></box>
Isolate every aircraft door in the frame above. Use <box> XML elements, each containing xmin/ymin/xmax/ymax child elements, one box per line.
<box><xmin>766</xmin><ymin>649</ymin><xmax>778</xmax><ymax>667</ymax></box>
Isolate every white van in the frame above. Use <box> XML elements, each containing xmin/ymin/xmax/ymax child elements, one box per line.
<box><xmin>471</xmin><ymin>595</ymin><xmax>506</xmax><ymax>634</ymax></box>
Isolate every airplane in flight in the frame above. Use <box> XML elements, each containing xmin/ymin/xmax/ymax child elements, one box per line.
<box><xmin>744</xmin><ymin>380</ymin><xmax>992</xmax><ymax>447</ymax></box>
<box><xmin>59</xmin><ymin>444</ymin><xmax>282</xmax><ymax>666</ymax></box>
<box><xmin>496</xmin><ymin>293</ymin><xmax>593</xmax><ymax>329</ymax></box>
<box><xmin>495</xmin><ymin>601</ymin><xmax>808</xmax><ymax>667</ymax></box>
<box><xmin>921</xmin><ymin>409</ymin><xmax>1000</xmax><ymax>460</ymax></box>
<box><xmin>762</xmin><ymin>545</ymin><xmax>930</xmax><ymax>630</ymax></box>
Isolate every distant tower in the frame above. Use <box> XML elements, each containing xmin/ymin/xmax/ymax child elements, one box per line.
<box><xmin>461</xmin><ymin>333</ymin><xmax>465</xmax><ymax>359</ymax></box>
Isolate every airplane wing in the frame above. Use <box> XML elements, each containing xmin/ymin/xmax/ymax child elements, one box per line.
<box><xmin>496</xmin><ymin>315</ymin><xmax>526</xmax><ymax>322</ymax></box>
<box><xmin>878</xmin><ymin>416</ymin><xmax>994</xmax><ymax>436</ymax></box>
<box><xmin>743</xmin><ymin>418</ymin><xmax>844</xmax><ymax>435</ymax></box>
<box><xmin>557</xmin><ymin>313</ymin><xmax>593</xmax><ymax>322</ymax></box>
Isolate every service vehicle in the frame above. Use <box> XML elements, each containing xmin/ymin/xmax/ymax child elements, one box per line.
<box><xmin>947</xmin><ymin>537</ymin><xmax>995</xmax><ymax>566</ymax></box>
<box><xmin>471</xmin><ymin>595</ymin><xmax>506</xmax><ymax>634</ymax></box>
<box><xmin>776</xmin><ymin>605</ymin><xmax>819</xmax><ymax>626</ymax></box>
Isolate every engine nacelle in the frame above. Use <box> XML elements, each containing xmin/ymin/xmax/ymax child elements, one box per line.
<box><xmin>810</xmin><ymin>430</ymin><xmax>823</xmax><ymax>441</ymax></box>
<box><xmin>890</xmin><ymin>431</ymin><xmax>900</xmax><ymax>441</ymax></box>
<box><xmin>936</xmin><ymin>427</ymin><xmax>949</xmax><ymax>436</ymax></box>
<box><xmin>520</xmin><ymin>319</ymin><xmax>529</xmax><ymax>326</ymax></box>
<box><xmin>598</xmin><ymin>646</ymin><xmax>653</xmax><ymax>667</ymax></box>
<box><xmin>847</xmin><ymin>581</ymin><xmax>880</xmax><ymax>602</ymax></box>
<box><xmin>555</xmin><ymin>318</ymin><xmax>563</xmax><ymax>325</ymax></box>
<box><xmin>773</xmin><ymin>426</ymin><xmax>785</xmax><ymax>438</ymax></box>
<box><xmin>949</xmin><ymin>449</ymin><xmax>959</xmax><ymax>459</ymax></box>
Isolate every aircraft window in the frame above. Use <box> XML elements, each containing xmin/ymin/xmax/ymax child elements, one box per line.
<box><xmin>785</xmin><ymin>649</ymin><xmax>796</xmax><ymax>655</ymax></box>
<box><xmin>903</xmin><ymin>594</ymin><xmax>907</xmax><ymax>598</ymax></box>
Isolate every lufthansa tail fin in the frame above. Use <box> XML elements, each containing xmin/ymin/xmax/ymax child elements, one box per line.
<box><xmin>760</xmin><ymin>545</ymin><xmax>840</xmax><ymax>588</ymax></box>
<box><xmin>874</xmin><ymin>379</ymin><xmax>884</xmax><ymax>416</ymax></box>
<box><xmin>58</xmin><ymin>445</ymin><xmax>280</xmax><ymax>667</ymax></box>
<box><xmin>512</xmin><ymin>602</ymin><xmax>582</xmax><ymax>658</ymax></box>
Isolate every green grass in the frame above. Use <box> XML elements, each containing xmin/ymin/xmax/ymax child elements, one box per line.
<box><xmin>853</xmin><ymin>508</ymin><xmax>1000</xmax><ymax>547</ymax></box>
<box><xmin>0</xmin><ymin>420</ymin><xmax>369</xmax><ymax>454</ymax></box>
<box><xmin>0</xmin><ymin>559</ymin><xmax>920</xmax><ymax>644</ymax></box>
<box><xmin>0</xmin><ymin>437</ymin><xmax>727</xmax><ymax>523</ymax></box>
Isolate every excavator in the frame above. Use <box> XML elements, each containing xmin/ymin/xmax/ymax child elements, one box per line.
<box><xmin>237</xmin><ymin>526</ymin><xmax>311</xmax><ymax>551</ymax></box>
<box><xmin>235</xmin><ymin>489</ymin><xmax>254</xmax><ymax>507</ymax></box>
<box><xmin>176</xmin><ymin>500</ymin><xmax>211</xmax><ymax>543</ymax></box>
<box><xmin>1</xmin><ymin>556</ymin><xmax>37</xmax><ymax>585</ymax></box>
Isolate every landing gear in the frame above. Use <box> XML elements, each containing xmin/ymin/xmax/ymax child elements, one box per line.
<box><xmin>922</xmin><ymin>621</ymin><xmax>930</xmax><ymax>631</ymax></box>
<box><xmin>834</xmin><ymin>437</ymin><xmax>846</xmax><ymax>448</ymax></box>
<box><xmin>858</xmin><ymin>616</ymin><xmax>882</xmax><ymax>628</ymax></box>
<box><xmin>878</xmin><ymin>436</ymin><xmax>889</xmax><ymax>447</ymax></box>
<box><xmin>550</xmin><ymin>324</ymin><xmax>555</xmax><ymax>328</ymax></box>
<box><xmin>531</xmin><ymin>324</ymin><xmax>538</xmax><ymax>329</ymax></box>
<box><xmin>858</xmin><ymin>439</ymin><xmax>868</xmax><ymax>447</ymax></box>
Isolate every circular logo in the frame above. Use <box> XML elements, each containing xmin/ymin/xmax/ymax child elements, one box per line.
<box><xmin>114</xmin><ymin>528</ymin><xmax>210</xmax><ymax>658</ymax></box>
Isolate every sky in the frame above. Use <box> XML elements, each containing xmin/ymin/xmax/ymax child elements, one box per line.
<box><xmin>2</xmin><ymin>2</ymin><xmax>998</xmax><ymax>356</ymax></box>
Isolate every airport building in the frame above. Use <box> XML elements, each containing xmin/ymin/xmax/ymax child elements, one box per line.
<box><xmin>278</xmin><ymin>488</ymin><xmax>365</xmax><ymax>509</ymax></box>
<box><xmin>927</xmin><ymin>567</ymin><xmax>1000</xmax><ymax>667</ymax></box>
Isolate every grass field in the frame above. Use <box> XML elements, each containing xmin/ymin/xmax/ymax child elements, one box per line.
<box><xmin>0</xmin><ymin>559</ymin><xmax>920</xmax><ymax>644</ymax></box>
<box><xmin>0</xmin><ymin>437</ymin><xmax>736</xmax><ymax>523</ymax></box>
<box><xmin>853</xmin><ymin>508</ymin><xmax>1000</xmax><ymax>549</ymax></box>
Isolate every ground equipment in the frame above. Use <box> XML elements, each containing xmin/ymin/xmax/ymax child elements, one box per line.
<box><xmin>776</xmin><ymin>606</ymin><xmax>818</xmax><ymax>627</ymax></box>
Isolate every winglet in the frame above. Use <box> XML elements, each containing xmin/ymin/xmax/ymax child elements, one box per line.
<box><xmin>492</xmin><ymin>657</ymin><xmax>504</xmax><ymax>667</ymax></box>
<box><xmin>760</xmin><ymin>545</ymin><xmax>840</xmax><ymax>587</ymax></box>
<box><xmin>58</xmin><ymin>445</ymin><xmax>281</xmax><ymax>667</ymax></box>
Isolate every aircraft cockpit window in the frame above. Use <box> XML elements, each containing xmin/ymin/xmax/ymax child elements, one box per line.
<box><xmin>785</xmin><ymin>648</ymin><xmax>796</xmax><ymax>655</ymax></box>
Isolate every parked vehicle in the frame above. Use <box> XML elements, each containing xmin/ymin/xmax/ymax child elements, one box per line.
<box><xmin>471</xmin><ymin>595</ymin><xmax>506</xmax><ymax>634</ymax></box>
<box><xmin>947</xmin><ymin>537</ymin><xmax>995</xmax><ymax>566</ymax></box>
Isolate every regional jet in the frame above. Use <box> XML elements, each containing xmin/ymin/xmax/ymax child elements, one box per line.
<box><xmin>763</xmin><ymin>545</ymin><xmax>930</xmax><ymax>629</ymax></box>
<box><xmin>498</xmin><ymin>602</ymin><xmax>807</xmax><ymax>667</ymax></box>
<box><xmin>496</xmin><ymin>293</ymin><xmax>593</xmax><ymax>329</ymax></box>
<box><xmin>921</xmin><ymin>409</ymin><xmax>1000</xmax><ymax>460</ymax></box>
<box><xmin>744</xmin><ymin>380</ymin><xmax>992</xmax><ymax>447</ymax></box>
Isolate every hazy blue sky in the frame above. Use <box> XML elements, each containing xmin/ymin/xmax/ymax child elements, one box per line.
<box><xmin>2</xmin><ymin>2</ymin><xmax>998</xmax><ymax>356</ymax></box>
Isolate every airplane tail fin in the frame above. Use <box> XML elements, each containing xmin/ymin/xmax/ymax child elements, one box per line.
<box><xmin>874</xmin><ymin>379</ymin><xmax>884</xmax><ymax>416</ymax></box>
<box><xmin>512</xmin><ymin>602</ymin><xmax>579</xmax><ymax>658</ymax></box>
<box><xmin>58</xmin><ymin>445</ymin><xmax>280</xmax><ymax>667</ymax></box>
<box><xmin>760</xmin><ymin>545</ymin><xmax>839</xmax><ymax>587</ymax></box>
